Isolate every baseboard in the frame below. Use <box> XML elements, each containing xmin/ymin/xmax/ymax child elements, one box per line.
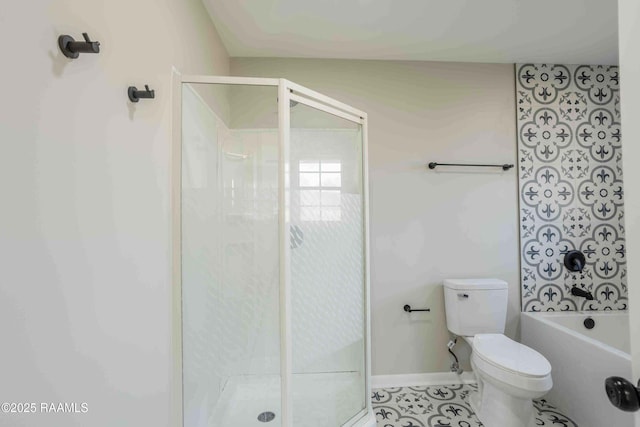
<box><xmin>371</xmin><ymin>371</ymin><xmax>475</xmax><ymax>389</ymax></box>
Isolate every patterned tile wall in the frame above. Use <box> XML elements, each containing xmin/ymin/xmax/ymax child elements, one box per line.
<box><xmin>516</xmin><ymin>64</ymin><xmax>627</xmax><ymax>311</ymax></box>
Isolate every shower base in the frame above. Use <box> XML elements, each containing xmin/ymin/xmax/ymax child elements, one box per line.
<box><xmin>210</xmin><ymin>372</ymin><xmax>365</xmax><ymax>427</ymax></box>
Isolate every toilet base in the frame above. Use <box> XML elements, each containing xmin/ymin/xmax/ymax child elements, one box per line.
<box><xmin>471</xmin><ymin>380</ymin><xmax>537</xmax><ymax>427</ymax></box>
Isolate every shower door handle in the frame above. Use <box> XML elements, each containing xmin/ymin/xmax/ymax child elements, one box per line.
<box><xmin>605</xmin><ymin>376</ymin><xmax>640</xmax><ymax>412</ymax></box>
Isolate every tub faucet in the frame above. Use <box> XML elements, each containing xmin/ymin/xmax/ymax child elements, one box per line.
<box><xmin>571</xmin><ymin>287</ymin><xmax>594</xmax><ymax>300</ymax></box>
<box><xmin>564</xmin><ymin>250</ymin><xmax>586</xmax><ymax>272</ymax></box>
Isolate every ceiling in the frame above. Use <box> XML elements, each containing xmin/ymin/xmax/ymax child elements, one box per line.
<box><xmin>203</xmin><ymin>0</ymin><xmax>619</xmax><ymax>65</ymax></box>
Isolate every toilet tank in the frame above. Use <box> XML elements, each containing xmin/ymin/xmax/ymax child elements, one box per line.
<box><xmin>443</xmin><ymin>278</ymin><xmax>508</xmax><ymax>336</ymax></box>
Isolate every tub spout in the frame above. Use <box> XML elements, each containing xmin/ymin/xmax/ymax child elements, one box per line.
<box><xmin>571</xmin><ymin>287</ymin><xmax>594</xmax><ymax>300</ymax></box>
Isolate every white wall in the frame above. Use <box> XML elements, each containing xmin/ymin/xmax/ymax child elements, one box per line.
<box><xmin>0</xmin><ymin>1</ymin><xmax>229</xmax><ymax>426</ymax></box>
<box><xmin>231</xmin><ymin>58</ymin><xmax>518</xmax><ymax>375</ymax></box>
<box><xmin>618</xmin><ymin>1</ymin><xmax>640</xmax><ymax>425</ymax></box>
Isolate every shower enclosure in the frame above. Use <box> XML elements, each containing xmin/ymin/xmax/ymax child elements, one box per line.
<box><xmin>172</xmin><ymin>75</ymin><xmax>374</xmax><ymax>427</ymax></box>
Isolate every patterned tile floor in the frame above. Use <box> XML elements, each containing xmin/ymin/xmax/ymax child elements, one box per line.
<box><xmin>372</xmin><ymin>384</ymin><xmax>578</xmax><ymax>427</ymax></box>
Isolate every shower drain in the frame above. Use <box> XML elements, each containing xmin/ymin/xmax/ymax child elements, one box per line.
<box><xmin>257</xmin><ymin>411</ymin><xmax>276</xmax><ymax>422</ymax></box>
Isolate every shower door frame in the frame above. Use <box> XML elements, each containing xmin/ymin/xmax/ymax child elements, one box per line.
<box><xmin>171</xmin><ymin>73</ymin><xmax>374</xmax><ymax>427</ymax></box>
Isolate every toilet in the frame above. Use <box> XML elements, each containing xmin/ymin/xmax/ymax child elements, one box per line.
<box><xmin>443</xmin><ymin>278</ymin><xmax>552</xmax><ymax>427</ymax></box>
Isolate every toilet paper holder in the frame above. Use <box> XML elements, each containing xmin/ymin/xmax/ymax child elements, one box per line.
<box><xmin>403</xmin><ymin>304</ymin><xmax>430</xmax><ymax>313</ymax></box>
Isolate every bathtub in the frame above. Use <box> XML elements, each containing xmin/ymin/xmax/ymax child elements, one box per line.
<box><xmin>521</xmin><ymin>311</ymin><xmax>633</xmax><ymax>427</ymax></box>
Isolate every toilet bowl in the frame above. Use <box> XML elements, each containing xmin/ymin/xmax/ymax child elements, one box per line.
<box><xmin>443</xmin><ymin>279</ymin><xmax>553</xmax><ymax>427</ymax></box>
<box><xmin>465</xmin><ymin>334</ymin><xmax>552</xmax><ymax>427</ymax></box>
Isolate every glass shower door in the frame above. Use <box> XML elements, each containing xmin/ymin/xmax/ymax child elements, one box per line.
<box><xmin>181</xmin><ymin>81</ymin><xmax>282</xmax><ymax>427</ymax></box>
<box><xmin>288</xmin><ymin>98</ymin><xmax>367</xmax><ymax>426</ymax></box>
<box><xmin>177</xmin><ymin>76</ymin><xmax>372</xmax><ymax>427</ymax></box>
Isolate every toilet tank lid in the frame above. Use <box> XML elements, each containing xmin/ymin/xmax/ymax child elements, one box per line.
<box><xmin>443</xmin><ymin>278</ymin><xmax>507</xmax><ymax>290</ymax></box>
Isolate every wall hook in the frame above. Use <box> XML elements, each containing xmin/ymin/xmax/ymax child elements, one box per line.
<box><xmin>58</xmin><ymin>32</ymin><xmax>100</xmax><ymax>59</ymax></box>
<box><xmin>128</xmin><ymin>85</ymin><xmax>155</xmax><ymax>103</ymax></box>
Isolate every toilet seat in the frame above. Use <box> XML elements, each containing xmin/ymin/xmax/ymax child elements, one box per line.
<box><xmin>472</xmin><ymin>334</ymin><xmax>552</xmax><ymax>393</ymax></box>
<box><xmin>474</xmin><ymin>334</ymin><xmax>551</xmax><ymax>377</ymax></box>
